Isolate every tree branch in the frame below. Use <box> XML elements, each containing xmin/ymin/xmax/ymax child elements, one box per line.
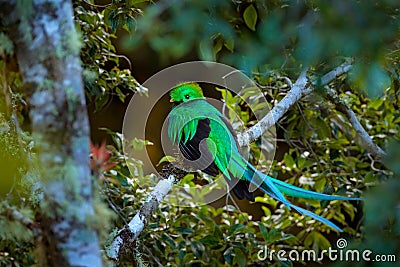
<box><xmin>106</xmin><ymin>164</ymin><xmax>187</xmax><ymax>261</ymax></box>
<box><xmin>237</xmin><ymin>63</ymin><xmax>353</xmax><ymax>145</ymax></box>
<box><xmin>313</xmin><ymin>63</ymin><xmax>354</xmax><ymax>87</ymax></box>
<box><xmin>325</xmin><ymin>87</ymin><xmax>387</xmax><ymax>160</ymax></box>
<box><xmin>237</xmin><ymin>68</ymin><xmax>308</xmax><ymax>146</ymax></box>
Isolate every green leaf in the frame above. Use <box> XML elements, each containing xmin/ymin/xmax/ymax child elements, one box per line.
<box><xmin>332</xmin><ymin>161</ymin><xmax>345</xmax><ymax>167</ymax></box>
<box><xmin>261</xmin><ymin>206</ymin><xmax>271</xmax><ymax>217</ymax></box>
<box><xmin>267</xmin><ymin>229</ymin><xmax>283</xmax><ymax>243</ymax></box>
<box><xmin>314</xmin><ymin>178</ymin><xmax>326</xmax><ymax>193</ymax></box>
<box><xmin>243</xmin><ymin>5</ymin><xmax>257</xmax><ymax>31</ymax></box>
<box><xmin>364</xmin><ymin>171</ymin><xmax>379</xmax><ymax>184</ymax></box>
<box><xmin>233</xmin><ymin>248</ymin><xmax>246</xmax><ymax>267</ymax></box>
<box><xmin>131</xmin><ymin>138</ymin><xmax>152</xmax><ymax>151</ymax></box>
<box><xmin>213</xmin><ymin>37</ymin><xmax>224</xmax><ymax>59</ymax></box>
<box><xmin>284</xmin><ymin>153</ymin><xmax>296</xmax><ymax>169</ymax></box>
<box><xmin>174</xmin><ymin>227</ymin><xmax>194</xmax><ymax>235</ymax></box>
<box><xmin>190</xmin><ymin>241</ymin><xmax>204</xmax><ymax>259</ymax></box>
<box><xmin>304</xmin><ymin>231</ymin><xmax>331</xmax><ymax>252</ymax></box>
<box><xmin>224</xmin><ymin>35</ymin><xmax>234</xmax><ymax>52</ymax></box>
<box><xmin>232</xmin><ymin>241</ymin><xmax>248</xmax><ymax>252</ymax></box>
<box><xmin>108</xmin><ymin>10</ymin><xmax>119</xmax><ymax>32</ymax></box>
<box><xmin>161</xmin><ymin>233</ymin><xmax>176</xmax><ymax>249</ymax></box>
<box><xmin>95</xmin><ymin>94</ymin><xmax>110</xmax><ymax>110</ymax></box>
<box><xmin>214</xmin><ymin>224</ymin><xmax>224</xmax><ymax>239</ymax></box>
<box><xmin>342</xmin><ymin>202</ymin><xmax>355</xmax><ymax>221</ymax></box>
<box><xmin>369</xmin><ymin>99</ymin><xmax>384</xmax><ymax>110</ymax></box>
<box><xmin>227</xmin><ymin>224</ymin><xmax>245</xmax><ymax>235</ymax></box>
<box><xmin>350</xmin><ymin>63</ymin><xmax>391</xmax><ymax>98</ymax></box>
<box><xmin>180</xmin><ymin>174</ymin><xmax>195</xmax><ymax>186</ymax></box>
<box><xmin>193</xmin><ymin>212</ymin><xmax>216</xmax><ymax>228</ymax></box>
<box><xmin>199</xmin><ymin>235</ymin><xmax>219</xmax><ymax>246</ymax></box>
<box><xmin>223</xmin><ymin>247</ymin><xmax>234</xmax><ymax>264</ymax></box>
<box><xmin>116</xmin><ymin>173</ymin><xmax>129</xmax><ymax>187</ymax></box>
<box><xmin>297</xmin><ymin>156</ymin><xmax>306</xmax><ymax>168</ymax></box>
<box><xmin>259</xmin><ymin>223</ymin><xmax>268</xmax><ymax>241</ymax></box>
<box><xmin>329</xmin><ymin>150</ymin><xmax>340</xmax><ymax>160</ymax></box>
<box><xmin>123</xmin><ymin>16</ymin><xmax>137</xmax><ymax>33</ymax></box>
<box><xmin>128</xmin><ymin>0</ymin><xmax>150</xmax><ymax>4</ymax></box>
<box><xmin>157</xmin><ymin>155</ymin><xmax>176</xmax><ymax>166</ymax></box>
<box><xmin>115</xmin><ymin>87</ymin><xmax>125</xmax><ymax>102</ymax></box>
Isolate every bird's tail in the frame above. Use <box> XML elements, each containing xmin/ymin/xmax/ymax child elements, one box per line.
<box><xmin>266</xmin><ymin>176</ymin><xmax>360</xmax><ymax>232</ymax></box>
<box><xmin>229</xmin><ymin>153</ymin><xmax>291</xmax><ymax>208</ymax></box>
<box><xmin>230</xmin><ymin>154</ymin><xmax>360</xmax><ymax>232</ymax></box>
<box><xmin>269</xmin><ymin>176</ymin><xmax>361</xmax><ymax>201</ymax></box>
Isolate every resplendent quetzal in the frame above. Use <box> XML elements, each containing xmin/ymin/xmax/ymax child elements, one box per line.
<box><xmin>167</xmin><ymin>82</ymin><xmax>359</xmax><ymax>232</ymax></box>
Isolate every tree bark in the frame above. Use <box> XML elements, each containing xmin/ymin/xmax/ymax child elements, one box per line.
<box><xmin>106</xmin><ymin>164</ymin><xmax>187</xmax><ymax>261</ymax></box>
<box><xmin>1</xmin><ymin>1</ymin><xmax>102</xmax><ymax>266</ymax></box>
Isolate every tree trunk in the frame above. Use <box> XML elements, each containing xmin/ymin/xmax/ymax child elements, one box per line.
<box><xmin>0</xmin><ymin>1</ymin><xmax>102</xmax><ymax>266</ymax></box>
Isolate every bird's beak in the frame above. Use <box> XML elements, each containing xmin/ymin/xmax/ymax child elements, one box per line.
<box><xmin>169</xmin><ymin>99</ymin><xmax>174</xmax><ymax>103</ymax></box>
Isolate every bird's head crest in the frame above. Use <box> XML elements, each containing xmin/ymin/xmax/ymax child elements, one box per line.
<box><xmin>169</xmin><ymin>82</ymin><xmax>204</xmax><ymax>104</ymax></box>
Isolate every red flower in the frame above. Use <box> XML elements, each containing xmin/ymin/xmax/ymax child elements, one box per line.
<box><xmin>90</xmin><ymin>141</ymin><xmax>117</xmax><ymax>176</ymax></box>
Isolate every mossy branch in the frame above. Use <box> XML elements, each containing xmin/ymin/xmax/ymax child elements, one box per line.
<box><xmin>325</xmin><ymin>86</ymin><xmax>387</xmax><ymax>160</ymax></box>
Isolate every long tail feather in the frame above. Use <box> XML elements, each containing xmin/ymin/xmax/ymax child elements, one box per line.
<box><xmin>230</xmin><ymin>154</ymin><xmax>291</xmax><ymax>208</ymax></box>
<box><xmin>269</xmin><ymin>177</ymin><xmax>361</xmax><ymax>201</ymax></box>
<box><xmin>264</xmin><ymin>184</ymin><xmax>345</xmax><ymax>232</ymax></box>
<box><xmin>289</xmin><ymin>204</ymin><xmax>343</xmax><ymax>232</ymax></box>
<box><xmin>230</xmin><ymin>154</ymin><xmax>356</xmax><ymax>232</ymax></box>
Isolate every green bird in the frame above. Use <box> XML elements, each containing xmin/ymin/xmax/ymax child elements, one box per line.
<box><xmin>167</xmin><ymin>82</ymin><xmax>359</xmax><ymax>232</ymax></box>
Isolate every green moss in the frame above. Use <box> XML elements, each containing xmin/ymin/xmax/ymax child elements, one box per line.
<box><xmin>38</xmin><ymin>79</ymin><xmax>55</xmax><ymax>91</ymax></box>
<box><xmin>65</xmin><ymin>86</ymin><xmax>79</xmax><ymax>120</ymax></box>
<box><xmin>62</xmin><ymin>159</ymin><xmax>81</xmax><ymax>197</ymax></box>
<box><xmin>64</xmin><ymin>28</ymin><xmax>82</xmax><ymax>56</ymax></box>
<box><xmin>55</xmin><ymin>28</ymin><xmax>82</xmax><ymax>59</ymax></box>
<box><xmin>65</xmin><ymin>86</ymin><xmax>78</xmax><ymax>102</ymax></box>
<box><xmin>16</xmin><ymin>0</ymin><xmax>33</xmax><ymax>44</ymax></box>
<box><xmin>17</xmin><ymin>20</ymin><xmax>33</xmax><ymax>45</ymax></box>
<box><xmin>0</xmin><ymin>32</ymin><xmax>14</xmax><ymax>56</ymax></box>
<box><xmin>87</xmin><ymin>198</ymin><xmax>115</xmax><ymax>239</ymax></box>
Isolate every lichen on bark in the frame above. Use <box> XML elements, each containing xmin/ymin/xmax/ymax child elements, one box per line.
<box><xmin>0</xmin><ymin>1</ymin><xmax>103</xmax><ymax>266</ymax></box>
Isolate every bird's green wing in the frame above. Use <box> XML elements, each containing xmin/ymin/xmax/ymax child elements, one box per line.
<box><xmin>206</xmin><ymin>117</ymin><xmax>238</xmax><ymax>180</ymax></box>
<box><xmin>168</xmin><ymin>101</ymin><xmax>205</xmax><ymax>144</ymax></box>
<box><xmin>168</xmin><ymin>100</ymin><xmax>238</xmax><ymax>179</ymax></box>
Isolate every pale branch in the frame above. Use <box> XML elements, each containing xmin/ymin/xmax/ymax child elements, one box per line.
<box><xmin>237</xmin><ymin>62</ymin><xmax>353</xmax><ymax>145</ymax></box>
<box><xmin>106</xmin><ymin>164</ymin><xmax>187</xmax><ymax>261</ymax></box>
<box><xmin>237</xmin><ymin>68</ymin><xmax>308</xmax><ymax>146</ymax></box>
<box><xmin>313</xmin><ymin>62</ymin><xmax>354</xmax><ymax>88</ymax></box>
<box><xmin>325</xmin><ymin>87</ymin><xmax>387</xmax><ymax>160</ymax></box>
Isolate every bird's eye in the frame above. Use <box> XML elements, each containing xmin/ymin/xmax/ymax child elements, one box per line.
<box><xmin>185</xmin><ymin>94</ymin><xmax>190</xmax><ymax>99</ymax></box>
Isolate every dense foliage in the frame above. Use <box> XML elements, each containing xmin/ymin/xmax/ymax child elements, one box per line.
<box><xmin>0</xmin><ymin>0</ymin><xmax>399</xmax><ymax>266</ymax></box>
